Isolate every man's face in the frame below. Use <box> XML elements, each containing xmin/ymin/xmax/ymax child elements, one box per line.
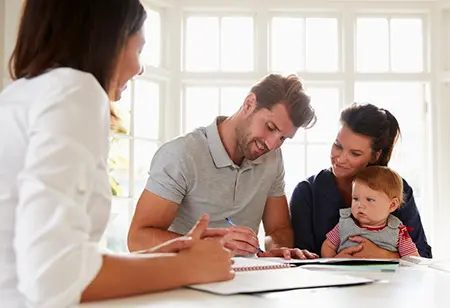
<box><xmin>236</xmin><ymin>100</ymin><xmax>298</xmax><ymax>161</ymax></box>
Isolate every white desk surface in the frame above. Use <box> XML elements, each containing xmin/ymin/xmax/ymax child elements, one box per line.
<box><xmin>80</xmin><ymin>263</ymin><xmax>450</xmax><ymax>308</ymax></box>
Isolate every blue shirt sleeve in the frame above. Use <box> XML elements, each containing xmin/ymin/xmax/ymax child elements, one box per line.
<box><xmin>289</xmin><ymin>181</ymin><xmax>317</xmax><ymax>254</ymax></box>
<box><xmin>393</xmin><ymin>180</ymin><xmax>432</xmax><ymax>258</ymax></box>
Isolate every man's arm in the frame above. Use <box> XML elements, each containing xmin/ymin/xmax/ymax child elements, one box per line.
<box><xmin>258</xmin><ymin>195</ymin><xmax>318</xmax><ymax>259</ymax></box>
<box><xmin>127</xmin><ymin>141</ymin><xmax>191</xmax><ymax>252</ymax></box>
<box><xmin>262</xmin><ymin>195</ymin><xmax>293</xmax><ymax>250</ymax></box>
<box><xmin>128</xmin><ymin>190</ymin><xmax>181</xmax><ymax>252</ymax></box>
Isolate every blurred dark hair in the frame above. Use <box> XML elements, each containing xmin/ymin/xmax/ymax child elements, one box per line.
<box><xmin>250</xmin><ymin>74</ymin><xmax>316</xmax><ymax>129</ymax></box>
<box><xmin>340</xmin><ymin>103</ymin><xmax>401</xmax><ymax>166</ymax></box>
<box><xmin>9</xmin><ymin>0</ymin><xmax>147</xmax><ymax>129</ymax></box>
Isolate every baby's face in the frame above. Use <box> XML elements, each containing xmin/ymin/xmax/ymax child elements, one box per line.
<box><xmin>351</xmin><ymin>181</ymin><xmax>397</xmax><ymax>228</ymax></box>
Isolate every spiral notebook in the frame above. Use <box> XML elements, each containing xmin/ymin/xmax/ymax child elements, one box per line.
<box><xmin>190</xmin><ymin>257</ymin><xmax>374</xmax><ymax>295</ymax></box>
<box><xmin>232</xmin><ymin>257</ymin><xmax>293</xmax><ymax>272</ymax></box>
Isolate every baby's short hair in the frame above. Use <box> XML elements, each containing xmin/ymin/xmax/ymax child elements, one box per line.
<box><xmin>353</xmin><ymin>166</ymin><xmax>404</xmax><ymax>206</ymax></box>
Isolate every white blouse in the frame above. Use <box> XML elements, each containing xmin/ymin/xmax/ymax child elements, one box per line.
<box><xmin>0</xmin><ymin>68</ymin><xmax>112</xmax><ymax>307</ymax></box>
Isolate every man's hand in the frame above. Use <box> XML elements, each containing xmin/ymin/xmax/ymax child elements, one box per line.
<box><xmin>257</xmin><ymin>248</ymin><xmax>319</xmax><ymax>260</ymax></box>
<box><xmin>349</xmin><ymin>236</ymin><xmax>400</xmax><ymax>259</ymax></box>
<box><xmin>221</xmin><ymin>226</ymin><xmax>260</xmax><ymax>256</ymax></box>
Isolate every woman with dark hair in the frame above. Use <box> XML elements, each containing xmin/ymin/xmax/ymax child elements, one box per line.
<box><xmin>289</xmin><ymin>103</ymin><xmax>432</xmax><ymax>258</ymax></box>
<box><xmin>0</xmin><ymin>1</ymin><xmax>233</xmax><ymax>307</ymax></box>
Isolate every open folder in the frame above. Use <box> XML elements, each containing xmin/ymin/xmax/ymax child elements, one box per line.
<box><xmin>260</xmin><ymin>257</ymin><xmax>400</xmax><ymax>266</ymax></box>
<box><xmin>188</xmin><ymin>257</ymin><xmax>374</xmax><ymax>295</ymax></box>
<box><xmin>260</xmin><ymin>257</ymin><xmax>400</xmax><ymax>272</ymax></box>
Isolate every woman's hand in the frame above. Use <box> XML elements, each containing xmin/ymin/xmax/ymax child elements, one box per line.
<box><xmin>334</xmin><ymin>245</ymin><xmax>363</xmax><ymax>258</ymax></box>
<box><xmin>133</xmin><ymin>214</ymin><xmax>235</xmax><ymax>285</ymax></box>
<box><xmin>349</xmin><ymin>236</ymin><xmax>400</xmax><ymax>259</ymax></box>
<box><xmin>133</xmin><ymin>237</ymin><xmax>194</xmax><ymax>254</ymax></box>
<box><xmin>177</xmin><ymin>214</ymin><xmax>235</xmax><ymax>284</ymax></box>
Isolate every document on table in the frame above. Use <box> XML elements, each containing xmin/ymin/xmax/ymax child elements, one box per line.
<box><xmin>188</xmin><ymin>265</ymin><xmax>374</xmax><ymax>295</ymax></box>
<box><xmin>260</xmin><ymin>257</ymin><xmax>400</xmax><ymax>266</ymax></box>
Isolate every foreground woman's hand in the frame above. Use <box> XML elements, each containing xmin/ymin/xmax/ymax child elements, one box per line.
<box><xmin>132</xmin><ymin>214</ymin><xmax>234</xmax><ymax>285</ymax></box>
<box><xmin>179</xmin><ymin>214</ymin><xmax>235</xmax><ymax>284</ymax></box>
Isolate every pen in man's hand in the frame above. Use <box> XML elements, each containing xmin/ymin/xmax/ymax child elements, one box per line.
<box><xmin>225</xmin><ymin>217</ymin><xmax>264</xmax><ymax>253</ymax></box>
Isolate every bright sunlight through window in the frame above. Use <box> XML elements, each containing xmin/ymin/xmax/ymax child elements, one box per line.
<box><xmin>104</xmin><ymin>2</ymin><xmax>431</xmax><ymax>253</ymax></box>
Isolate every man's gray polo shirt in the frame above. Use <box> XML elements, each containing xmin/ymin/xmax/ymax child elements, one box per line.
<box><xmin>145</xmin><ymin>117</ymin><xmax>286</xmax><ymax>235</ymax></box>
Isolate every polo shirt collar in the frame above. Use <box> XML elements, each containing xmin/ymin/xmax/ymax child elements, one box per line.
<box><xmin>206</xmin><ymin>117</ymin><xmax>234</xmax><ymax>168</ymax></box>
<box><xmin>206</xmin><ymin>117</ymin><xmax>266</xmax><ymax>168</ymax></box>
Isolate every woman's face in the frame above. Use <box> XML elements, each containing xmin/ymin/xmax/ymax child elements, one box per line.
<box><xmin>113</xmin><ymin>28</ymin><xmax>145</xmax><ymax>101</ymax></box>
<box><xmin>330</xmin><ymin>124</ymin><xmax>378</xmax><ymax>179</ymax></box>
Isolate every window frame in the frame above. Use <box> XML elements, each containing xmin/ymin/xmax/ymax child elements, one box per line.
<box><xmin>105</xmin><ymin>0</ymin><xmax>438</xmax><ymax>253</ymax></box>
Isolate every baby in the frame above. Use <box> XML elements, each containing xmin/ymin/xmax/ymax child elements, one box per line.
<box><xmin>321</xmin><ymin>166</ymin><xmax>419</xmax><ymax>258</ymax></box>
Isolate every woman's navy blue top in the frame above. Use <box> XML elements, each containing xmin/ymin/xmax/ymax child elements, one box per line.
<box><xmin>289</xmin><ymin>168</ymin><xmax>432</xmax><ymax>258</ymax></box>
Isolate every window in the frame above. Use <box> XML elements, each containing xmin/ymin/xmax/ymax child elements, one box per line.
<box><xmin>106</xmin><ymin>80</ymin><xmax>161</xmax><ymax>252</ymax></box>
<box><xmin>184</xmin><ymin>16</ymin><xmax>254</xmax><ymax>71</ymax></box>
<box><xmin>354</xmin><ymin>82</ymin><xmax>427</xmax><ymax>206</ymax></box>
<box><xmin>356</xmin><ymin>17</ymin><xmax>424</xmax><ymax>72</ymax></box>
<box><xmin>104</xmin><ymin>6</ymin><xmax>164</xmax><ymax>253</ymax></box>
<box><xmin>283</xmin><ymin>86</ymin><xmax>341</xmax><ymax>198</ymax></box>
<box><xmin>105</xmin><ymin>2</ymin><xmax>434</xmax><ymax>251</ymax></box>
<box><xmin>182</xmin><ymin>86</ymin><xmax>249</xmax><ymax>133</ymax></box>
<box><xmin>270</xmin><ymin>17</ymin><xmax>339</xmax><ymax>72</ymax></box>
<box><xmin>142</xmin><ymin>9</ymin><xmax>161</xmax><ymax>67</ymax></box>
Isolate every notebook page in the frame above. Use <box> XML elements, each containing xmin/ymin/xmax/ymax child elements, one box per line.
<box><xmin>189</xmin><ymin>267</ymin><xmax>374</xmax><ymax>295</ymax></box>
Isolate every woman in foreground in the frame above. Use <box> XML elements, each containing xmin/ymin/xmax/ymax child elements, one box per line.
<box><xmin>0</xmin><ymin>1</ymin><xmax>233</xmax><ymax>307</ymax></box>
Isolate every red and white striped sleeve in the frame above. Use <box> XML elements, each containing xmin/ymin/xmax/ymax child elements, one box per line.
<box><xmin>326</xmin><ymin>224</ymin><xmax>341</xmax><ymax>248</ymax></box>
<box><xmin>397</xmin><ymin>225</ymin><xmax>419</xmax><ymax>257</ymax></box>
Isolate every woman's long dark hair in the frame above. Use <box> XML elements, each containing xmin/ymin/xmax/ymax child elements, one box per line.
<box><xmin>340</xmin><ymin>103</ymin><xmax>401</xmax><ymax>166</ymax></box>
<box><xmin>9</xmin><ymin>0</ymin><xmax>147</xmax><ymax>127</ymax></box>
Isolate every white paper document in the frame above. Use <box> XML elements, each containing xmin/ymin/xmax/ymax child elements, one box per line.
<box><xmin>188</xmin><ymin>266</ymin><xmax>374</xmax><ymax>295</ymax></box>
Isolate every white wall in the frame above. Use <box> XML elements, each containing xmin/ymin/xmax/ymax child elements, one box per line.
<box><xmin>0</xmin><ymin>0</ymin><xmax>5</xmax><ymax>90</ymax></box>
<box><xmin>1</xmin><ymin>0</ymin><xmax>21</xmax><ymax>90</ymax></box>
<box><xmin>430</xmin><ymin>2</ymin><xmax>450</xmax><ymax>258</ymax></box>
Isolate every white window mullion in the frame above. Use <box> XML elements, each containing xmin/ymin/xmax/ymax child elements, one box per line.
<box><xmin>165</xmin><ymin>6</ymin><xmax>183</xmax><ymax>140</ymax></box>
<box><xmin>218</xmin><ymin>16</ymin><xmax>223</xmax><ymax>71</ymax></box>
<box><xmin>428</xmin><ymin>4</ymin><xmax>444</xmax><ymax>255</ymax></box>
<box><xmin>255</xmin><ymin>8</ymin><xmax>268</xmax><ymax>75</ymax></box>
<box><xmin>218</xmin><ymin>87</ymin><xmax>223</xmax><ymax>115</ymax></box>
<box><xmin>302</xmin><ymin>17</ymin><xmax>307</xmax><ymax>73</ymax></box>
<box><xmin>128</xmin><ymin>81</ymin><xmax>136</xmax><ymax>220</ymax></box>
<box><xmin>343</xmin><ymin>9</ymin><xmax>355</xmax><ymax>108</ymax></box>
<box><xmin>388</xmin><ymin>16</ymin><xmax>392</xmax><ymax>71</ymax></box>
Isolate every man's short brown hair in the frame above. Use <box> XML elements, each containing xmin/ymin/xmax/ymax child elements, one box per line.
<box><xmin>250</xmin><ymin>73</ymin><xmax>316</xmax><ymax>128</ymax></box>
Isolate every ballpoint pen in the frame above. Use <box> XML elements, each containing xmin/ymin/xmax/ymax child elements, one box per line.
<box><xmin>225</xmin><ymin>217</ymin><xmax>264</xmax><ymax>253</ymax></box>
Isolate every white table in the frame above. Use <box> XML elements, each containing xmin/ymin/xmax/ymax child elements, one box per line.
<box><xmin>80</xmin><ymin>263</ymin><xmax>450</xmax><ymax>308</ymax></box>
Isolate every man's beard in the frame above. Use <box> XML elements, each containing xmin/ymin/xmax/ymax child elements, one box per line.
<box><xmin>235</xmin><ymin>115</ymin><xmax>266</xmax><ymax>161</ymax></box>
<box><xmin>235</xmin><ymin>121</ymin><xmax>250</xmax><ymax>159</ymax></box>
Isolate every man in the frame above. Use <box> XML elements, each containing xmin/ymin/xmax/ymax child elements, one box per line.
<box><xmin>128</xmin><ymin>73</ymin><xmax>317</xmax><ymax>258</ymax></box>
